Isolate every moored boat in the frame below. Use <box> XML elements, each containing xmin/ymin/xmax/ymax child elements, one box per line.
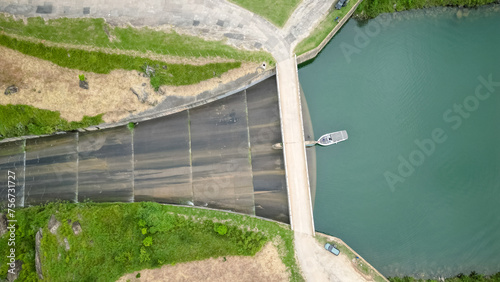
<box><xmin>317</xmin><ymin>130</ymin><xmax>348</xmax><ymax>146</ymax></box>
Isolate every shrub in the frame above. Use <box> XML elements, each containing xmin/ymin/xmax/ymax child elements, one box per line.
<box><xmin>142</xmin><ymin>236</ymin><xmax>153</xmax><ymax>247</ymax></box>
<box><xmin>136</xmin><ymin>202</ymin><xmax>177</xmax><ymax>234</ymax></box>
<box><xmin>78</xmin><ymin>74</ymin><xmax>85</xmax><ymax>81</ymax></box>
<box><xmin>139</xmin><ymin>246</ymin><xmax>150</xmax><ymax>263</ymax></box>
<box><xmin>214</xmin><ymin>223</ymin><xmax>228</xmax><ymax>235</ymax></box>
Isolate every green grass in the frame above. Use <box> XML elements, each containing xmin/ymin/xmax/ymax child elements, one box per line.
<box><xmin>295</xmin><ymin>0</ymin><xmax>358</xmax><ymax>55</ymax></box>
<box><xmin>316</xmin><ymin>234</ymin><xmax>386</xmax><ymax>282</ymax></box>
<box><xmin>228</xmin><ymin>0</ymin><xmax>302</xmax><ymax>27</ymax></box>
<box><xmin>0</xmin><ymin>15</ymin><xmax>273</xmax><ymax>63</ymax></box>
<box><xmin>0</xmin><ymin>202</ymin><xmax>303</xmax><ymax>281</ymax></box>
<box><xmin>0</xmin><ymin>34</ymin><xmax>241</xmax><ymax>88</ymax></box>
<box><xmin>355</xmin><ymin>0</ymin><xmax>498</xmax><ymax>19</ymax></box>
<box><xmin>0</xmin><ymin>104</ymin><xmax>103</xmax><ymax>139</ymax></box>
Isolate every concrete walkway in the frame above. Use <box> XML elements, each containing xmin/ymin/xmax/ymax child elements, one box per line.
<box><xmin>276</xmin><ymin>54</ymin><xmax>370</xmax><ymax>282</ymax></box>
<box><xmin>276</xmin><ymin>57</ymin><xmax>314</xmax><ymax>236</ymax></box>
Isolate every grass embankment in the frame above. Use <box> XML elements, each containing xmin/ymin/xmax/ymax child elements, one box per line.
<box><xmin>0</xmin><ymin>105</ymin><xmax>103</xmax><ymax>139</ymax></box>
<box><xmin>228</xmin><ymin>0</ymin><xmax>301</xmax><ymax>27</ymax></box>
<box><xmin>316</xmin><ymin>234</ymin><xmax>387</xmax><ymax>282</ymax></box>
<box><xmin>0</xmin><ymin>202</ymin><xmax>303</xmax><ymax>281</ymax></box>
<box><xmin>0</xmin><ymin>34</ymin><xmax>241</xmax><ymax>89</ymax></box>
<box><xmin>0</xmin><ymin>15</ymin><xmax>275</xmax><ymax>89</ymax></box>
<box><xmin>294</xmin><ymin>0</ymin><xmax>358</xmax><ymax>55</ymax></box>
<box><xmin>355</xmin><ymin>0</ymin><xmax>498</xmax><ymax>19</ymax></box>
<box><xmin>0</xmin><ymin>15</ymin><xmax>273</xmax><ymax>62</ymax></box>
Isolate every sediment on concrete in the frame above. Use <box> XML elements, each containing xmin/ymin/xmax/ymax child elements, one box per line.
<box><xmin>296</xmin><ymin>0</ymin><xmax>364</xmax><ymax>64</ymax></box>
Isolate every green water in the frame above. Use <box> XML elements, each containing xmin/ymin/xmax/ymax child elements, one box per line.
<box><xmin>299</xmin><ymin>6</ymin><xmax>500</xmax><ymax>278</ymax></box>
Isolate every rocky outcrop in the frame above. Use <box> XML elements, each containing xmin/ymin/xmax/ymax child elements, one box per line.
<box><xmin>131</xmin><ymin>86</ymin><xmax>149</xmax><ymax>103</ymax></box>
<box><xmin>7</xmin><ymin>260</ymin><xmax>22</xmax><ymax>282</ymax></box>
<box><xmin>79</xmin><ymin>80</ymin><xmax>89</xmax><ymax>90</ymax></box>
<box><xmin>63</xmin><ymin>237</ymin><xmax>70</xmax><ymax>251</ymax></box>
<box><xmin>72</xmin><ymin>221</ymin><xmax>82</xmax><ymax>235</ymax></box>
<box><xmin>0</xmin><ymin>213</ymin><xmax>7</xmax><ymax>237</ymax></box>
<box><xmin>48</xmin><ymin>215</ymin><xmax>60</xmax><ymax>234</ymax></box>
<box><xmin>130</xmin><ymin>85</ymin><xmax>159</xmax><ymax>106</ymax></box>
<box><xmin>4</xmin><ymin>85</ymin><xmax>18</xmax><ymax>95</ymax></box>
<box><xmin>35</xmin><ymin>228</ymin><xmax>44</xmax><ymax>280</ymax></box>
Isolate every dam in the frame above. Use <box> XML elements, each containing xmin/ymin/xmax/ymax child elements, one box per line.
<box><xmin>0</xmin><ymin>75</ymin><xmax>317</xmax><ymax>225</ymax></box>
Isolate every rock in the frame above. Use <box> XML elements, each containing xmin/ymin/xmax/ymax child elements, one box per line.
<box><xmin>48</xmin><ymin>215</ymin><xmax>61</xmax><ymax>234</ymax></box>
<box><xmin>7</xmin><ymin>260</ymin><xmax>22</xmax><ymax>282</ymax></box>
<box><xmin>456</xmin><ymin>9</ymin><xmax>463</xmax><ymax>19</ymax></box>
<box><xmin>0</xmin><ymin>213</ymin><xmax>7</xmax><ymax>237</ymax></box>
<box><xmin>35</xmin><ymin>228</ymin><xmax>43</xmax><ymax>280</ymax></box>
<box><xmin>463</xmin><ymin>8</ymin><xmax>469</xmax><ymax>17</ymax></box>
<box><xmin>131</xmin><ymin>87</ymin><xmax>148</xmax><ymax>103</ymax></box>
<box><xmin>4</xmin><ymin>85</ymin><xmax>18</xmax><ymax>95</ymax></box>
<box><xmin>79</xmin><ymin>80</ymin><xmax>89</xmax><ymax>90</ymax></box>
<box><xmin>156</xmin><ymin>87</ymin><xmax>165</xmax><ymax>95</ymax></box>
<box><xmin>72</xmin><ymin>221</ymin><xmax>82</xmax><ymax>235</ymax></box>
<box><xmin>64</xmin><ymin>237</ymin><xmax>70</xmax><ymax>251</ymax></box>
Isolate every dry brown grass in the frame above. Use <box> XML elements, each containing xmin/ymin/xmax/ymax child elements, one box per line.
<box><xmin>0</xmin><ymin>46</ymin><xmax>260</xmax><ymax>123</ymax></box>
<box><xmin>116</xmin><ymin>242</ymin><xmax>289</xmax><ymax>282</ymax></box>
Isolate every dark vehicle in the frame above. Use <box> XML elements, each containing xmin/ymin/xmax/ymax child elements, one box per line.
<box><xmin>335</xmin><ymin>0</ymin><xmax>349</xmax><ymax>9</ymax></box>
<box><xmin>324</xmin><ymin>243</ymin><xmax>340</xmax><ymax>256</ymax></box>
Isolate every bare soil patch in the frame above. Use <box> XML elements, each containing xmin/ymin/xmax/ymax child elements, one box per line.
<box><xmin>116</xmin><ymin>243</ymin><xmax>289</xmax><ymax>282</ymax></box>
<box><xmin>0</xmin><ymin>46</ymin><xmax>259</xmax><ymax>123</ymax></box>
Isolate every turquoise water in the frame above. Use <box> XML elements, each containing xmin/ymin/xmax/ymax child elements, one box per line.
<box><xmin>299</xmin><ymin>6</ymin><xmax>500</xmax><ymax>278</ymax></box>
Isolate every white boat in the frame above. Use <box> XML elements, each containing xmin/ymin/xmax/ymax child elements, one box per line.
<box><xmin>317</xmin><ymin>130</ymin><xmax>348</xmax><ymax>146</ymax></box>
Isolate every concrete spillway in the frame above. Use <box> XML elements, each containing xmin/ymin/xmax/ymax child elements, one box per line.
<box><xmin>0</xmin><ymin>76</ymin><xmax>292</xmax><ymax>223</ymax></box>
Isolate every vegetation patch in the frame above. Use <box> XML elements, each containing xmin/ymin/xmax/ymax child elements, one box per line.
<box><xmin>0</xmin><ymin>202</ymin><xmax>303</xmax><ymax>281</ymax></box>
<box><xmin>228</xmin><ymin>0</ymin><xmax>301</xmax><ymax>27</ymax></box>
<box><xmin>0</xmin><ymin>15</ymin><xmax>273</xmax><ymax>63</ymax></box>
<box><xmin>355</xmin><ymin>0</ymin><xmax>498</xmax><ymax>19</ymax></box>
<box><xmin>295</xmin><ymin>0</ymin><xmax>358</xmax><ymax>56</ymax></box>
<box><xmin>0</xmin><ymin>34</ymin><xmax>241</xmax><ymax>88</ymax></box>
<box><xmin>0</xmin><ymin>104</ymin><xmax>103</xmax><ymax>139</ymax></box>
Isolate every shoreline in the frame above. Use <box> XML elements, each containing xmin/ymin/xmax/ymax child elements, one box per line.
<box><xmin>354</xmin><ymin>0</ymin><xmax>500</xmax><ymax>20</ymax></box>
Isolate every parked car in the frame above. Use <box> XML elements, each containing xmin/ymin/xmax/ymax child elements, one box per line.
<box><xmin>335</xmin><ymin>0</ymin><xmax>349</xmax><ymax>9</ymax></box>
<box><xmin>324</xmin><ymin>243</ymin><xmax>340</xmax><ymax>256</ymax></box>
